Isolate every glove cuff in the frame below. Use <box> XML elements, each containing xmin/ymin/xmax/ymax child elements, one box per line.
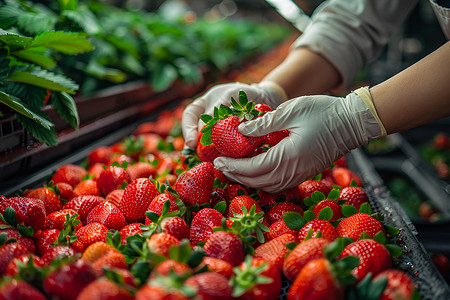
<box><xmin>353</xmin><ymin>86</ymin><xmax>387</xmax><ymax>138</ymax></box>
<box><xmin>255</xmin><ymin>81</ymin><xmax>288</xmax><ymax>108</ymax></box>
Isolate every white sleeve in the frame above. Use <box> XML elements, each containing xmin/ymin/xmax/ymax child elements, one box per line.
<box><xmin>293</xmin><ymin>0</ymin><xmax>418</xmax><ymax>89</ymax></box>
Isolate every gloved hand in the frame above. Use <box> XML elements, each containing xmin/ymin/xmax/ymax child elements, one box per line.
<box><xmin>214</xmin><ymin>87</ymin><xmax>387</xmax><ymax>193</ymax></box>
<box><xmin>181</xmin><ymin>81</ymin><xmax>287</xmax><ymax>148</ymax></box>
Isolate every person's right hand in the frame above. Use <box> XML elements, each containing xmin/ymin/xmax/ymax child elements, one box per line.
<box><xmin>181</xmin><ymin>81</ymin><xmax>287</xmax><ymax>148</ymax></box>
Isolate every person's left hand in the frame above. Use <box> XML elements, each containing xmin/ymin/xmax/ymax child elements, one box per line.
<box><xmin>213</xmin><ymin>88</ymin><xmax>385</xmax><ymax>193</ymax></box>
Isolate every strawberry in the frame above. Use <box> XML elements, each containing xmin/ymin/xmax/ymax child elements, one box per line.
<box><xmin>87</xmin><ymin>163</ymin><xmax>105</xmax><ymax>181</ymax></box>
<box><xmin>373</xmin><ymin>269</ymin><xmax>417</xmax><ymax>300</ymax></box>
<box><xmin>5</xmin><ymin>253</ymin><xmax>45</xmax><ymax>277</ymax></box>
<box><xmin>312</xmin><ymin>200</ymin><xmax>344</xmax><ymax>222</ymax></box>
<box><xmin>0</xmin><ymin>279</ymin><xmax>46</xmax><ymax>300</ymax></box>
<box><xmin>119</xmin><ymin>178</ymin><xmax>160</xmax><ymax>222</ymax></box>
<box><xmin>87</xmin><ymin>201</ymin><xmax>126</xmax><ymax>230</ymax></box>
<box><xmin>198</xmin><ymin>256</ymin><xmax>234</xmax><ymax>279</ymax></box>
<box><xmin>42</xmin><ymin>209</ymin><xmax>82</xmax><ymax>231</ymax></box>
<box><xmin>76</xmin><ymin>222</ymin><xmax>109</xmax><ymax>248</ymax></box>
<box><xmin>228</xmin><ymin>195</ymin><xmax>262</xmax><ymax>218</ymax></box>
<box><xmin>336</xmin><ymin>213</ymin><xmax>385</xmax><ymax>241</ymax></box>
<box><xmin>63</xmin><ymin>195</ymin><xmax>105</xmax><ymax>225</ymax></box>
<box><xmin>254</xmin><ymin>233</ymin><xmax>297</xmax><ymax>272</ymax></box>
<box><xmin>200</xmin><ymin>91</ymin><xmax>264</xmax><ymax>158</ymax></box>
<box><xmin>73</xmin><ymin>179</ymin><xmax>101</xmax><ymax>197</ymax></box>
<box><xmin>105</xmin><ymin>189</ymin><xmax>125</xmax><ymax>208</ymax></box>
<box><xmin>266</xmin><ymin>219</ymin><xmax>299</xmax><ymax>241</ymax></box>
<box><xmin>26</xmin><ymin>186</ymin><xmax>62</xmax><ymax>215</ymax></box>
<box><xmin>264</xmin><ymin>129</ymin><xmax>289</xmax><ymax>146</ymax></box>
<box><xmin>127</xmin><ymin>161</ymin><xmax>157</xmax><ymax>181</ymax></box>
<box><xmin>257</xmin><ymin>187</ymin><xmax>301</xmax><ymax>206</ymax></box>
<box><xmin>265</xmin><ymin>202</ymin><xmax>304</xmax><ymax>225</ymax></box>
<box><xmin>119</xmin><ymin>223</ymin><xmax>143</xmax><ymax>244</ymax></box>
<box><xmin>224</xmin><ymin>183</ymin><xmax>248</xmax><ymax>201</ymax></box>
<box><xmin>135</xmin><ymin>284</ymin><xmax>189</xmax><ymax>300</ymax></box>
<box><xmin>185</xmin><ymin>271</ymin><xmax>233</xmax><ymax>300</ymax></box>
<box><xmin>174</xmin><ymin>162</ymin><xmax>215</xmax><ymax>206</ymax></box>
<box><xmin>145</xmin><ymin>192</ymin><xmax>181</xmax><ymax>221</ymax></box>
<box><xmin>340</xmin><ymin>239</ymin><xmax>392</xmax><ymax>281</ymax></box>
<box><xmin>231</xmin><ymin>256</ymin><xmax>282</xmax><ymax>300</ymax></box>
<box><xmin>54</xmin><ymin>182</ymin><xmax>74</xmax><ymax>202</ymax></box>
<box><xmin>197</xmin><ymin>125</ymin><xmax>221</xmax><ymax>163</ymax></box>
<box><xmin>82</xmin><ymin>242</ymin><xmax>127</xmax><ymax>275</ymax></box>
<box><xmin>297</xmin><ymin>219</ymin><xmax>339</xmax><ymax>241</ymax></box>
<box><xmin>43</xmin><ymin>259</ymin><xmax>97</xmax><ymax>300</ymax></box>
<box><xmin>283</xmin><ymin>237</ymin><xmax>331</xmax><ymax>282</ymax></box>
<box><xmin>0</xmin><ymin>197</ymin><xmax>46</xmax><ymax>231</ymax></box>
<box><xmin>51</xmin><ymin>164</ymin><xmax>88</xmax><ymax>188</ymax></box>
<box><xmin>151</xmin><ymin>259</ymin><xmax>192</xmax><ymax>278</ymax></box>
<box><xmin>0</xmin><ymin>243</ymin><xmax>30</xmax><ymax>276</ymax></box>
<box><xmin>189</xmin><ymin>208</ymin><xmax>224</xmax><ymax>245</ymax></box>
<box><xmin>76</xmin><ymin>278</ymin><xmax>134</xmax><ymax>300</ymax></box>
<box><xmin>203</xmin><ymin>231</ymin><xmax>245</xmax><ymax>266</ymax></box>
<box><xmin>147</xmin><ymin>232</ymin><xmax>180</xmax><ymax>257</ymax></box>
<box><xmin>158</xmin><ymin>217</ymin><xmax>189</xmax><ymax>241</ymax></box>
<box><xmin>88</xmin><ymin>146</ymin><xmax>113</xmax><ymax>166</ymax></box>
<box><xmin>332</xmin><ymin>167</ymin><xmax>362</xmax><ymax>187</ymax></box>
<box><xmin>41</xmin><ymin>245</ymin><xmax>76</xmax><ymax>265</ymax></box>
<box><xmin>35</xmin><ymin>228</ymin><xmax>63</xmax><ymax>255</ymax></box>
<box><xmin>0</xmin><ymin>228</ymin><xmax>35</xmax><ymax>253</ymax></box>
<box><xmin>298</xmin><ymin>179</ymin><xmax>333</xmax><ymax>199</ymax></box>
<box><xmin>97</xmin><ymin>165</ymin><xmax>131</xmax><ymax>197</ymax></box>
<box><xmin>337</xmin><ymin>186</ymin><xmax>369</xmax><ymax>210</ymax></box>
<box><xmin>287</xmin><ymin>258</ymin><xmax>345</xmax><ymax>300</ymax></box>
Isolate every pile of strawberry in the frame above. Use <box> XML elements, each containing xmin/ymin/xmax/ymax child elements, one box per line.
<box><xmin>0</xmin><ymin>97</ymin><xmax>420</xmax><ymax>300</ymax></box>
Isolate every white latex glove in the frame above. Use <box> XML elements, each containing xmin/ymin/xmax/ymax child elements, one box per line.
<box><xmin>214</xmin><ymin>87</ymin><xmax>387</xmax><ymax>193</ymax></box>
<box><xmin>181</xmin><ymin>81</ymin><xmax>287</xmax><ymax>148</ymax></box>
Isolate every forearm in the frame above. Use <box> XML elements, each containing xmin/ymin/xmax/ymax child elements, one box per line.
<box><xmin>262</xmin><ymin>47</ymin><xmax>341</xmax><ymax>99</ymax></box>
<box><xmin>370</xmin><ymin>41</ymin><xmax>450</xmax><ymax>134</ymax></box>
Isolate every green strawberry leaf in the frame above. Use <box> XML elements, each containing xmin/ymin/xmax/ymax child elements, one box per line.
<box><xmin>303</xmin><ymin>211</ymin><xmax>316</xmax><ymax>223</ymax></box>
<box><xmin>373</xmin><ymin>231</ymin><xmax>387</xmax><ymax>245</ymax></box>
<box><xmin>3</xmin><ymin>207</ymin><xmax>17</xmax><ymax>228</ymax></box>
<box><xmin>327</xmin><ymin>189</ymin><xmax>340</xmax><ymax>201</ymax></box>
<box><xmin>384</xmin><ymin>225</ymin><xmax>400</xmax><ymax>237</ymax></box>
<box><xmin>213</xmin><ymin>201</ymin><xmax>227</xmax><ymax>215</ymax></box>
<box><xmin>285</xmin><ymin>242</ymin><xmax>298</xmax><ymax>251</ymax></box>
<box><xmin>283</xmin><ymin>212</ymin><xmax>305</xmax><ymax>230</ymax></box>
<box><xmin>385</xmin><ymin>244</ymin><xmax>403</xmax><ymax>258</ymax></box>
<box><xmin>342</xmin><ymin>205</ymin><xmax>358</xmax><ymax>217</ymax></box>
<box><xmin>145</xmin><ymin>211</ymin><xmax>160</xmax><ymax>224</ymax></box>
<box><xmin>238</xmin><ymin>91</ymin><xmax>248</xmax><ymax>107</ymax></box>
<box><xmin>317</xmin><ymin>207</ymin><xmax>333</xmax><ymax>221</ymax></box>
<box><xmin>303</xmin><ymin>197</ymin><xmax>315</xmax><ymax>207</ymax></box>
<box><xmin>200</xmin><ymin>114</ymin><xmax>213</xmax><ymax>124</ymax></box>
<box><xmin>358</xmin><ymin>202</ymin><xmax>372</xmax><ymax>214</ymax></box>
<box><xmin>311</xmin><ymin>191</ymin><xmax>326</xmax><ymax>204</ymax></box>
<box><xmin>350</xmin><ymin>180</ymin><xmax>359</xmax><ymax>187</ymax></box>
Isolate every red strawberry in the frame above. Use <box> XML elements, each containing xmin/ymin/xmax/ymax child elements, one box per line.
<box><xmin>254</xmin><ymin>103</ymin><xmax>273</xmax><ymax>112</ymax></box>
<box><xmin>63</xmin><ymin>195</ymin><xmax>105</xmax><ymax>225</ymax></box>
<box><xmin>283</xmin><ymin>237</ymin><xmax>329</xmax><ymax>282</ymax></box>
<box><xmin>119</xmin><ymin>178</ymin><xmax>160</xmax><ymax>222</ymax></box>
<box><xmin>228</xmin><ymin>195</ymin><xmax>262</xmax><ymax>218</ymax></box>
<box><xmin>43</xmin><ymin>259</ymin><xmax>97</xmax><ymax>300</ymax></box>
<box><xmin>127</xmin><ymin>162</ymin><xmax>157</xmax><ymax>181</ymax></box>
<box><xmin>232</xmin><ymin>256</ymin><xmax>282</xmax><ymax>300</ymax></box>
<box><xmin>0</xmin><ymin>197</ymin><xmax>46</xmax><ymax>231</ymax></box>
<box><xmin>204</xmin><ymin>231</ymin><xmax>245</xmax><ymax>266</ymax></box>
<box><xmin>266</xmin><ymin>202</ymin><xmax>304</xmax><ymax>225</ymax></box>
<box><xmin>77</xmin><ymin>278</ymin><xmax>134</xmax><ymax>300</ymax></box>
<box><xmin>373</xmin><ymin>269</ymin><xmax>417</xmax><ymax>300</ymax></box>
<box><xmin>73</xmin><ymin>179</ymin><xmax>101</xmax><ymax>197</ymax></box>
<box><xmin>86</xmin><ymin>201</ymin><xmax>126</xmax><ymax>230</ymax></box>
<box><xmin>266</xmin><ymin>219</ymin><xmax>299</xmax><ymax>241</ymax></box>
<box><xmin>51</xmin><ymin>164</ymin><xmax>88</xmax><ymax>188</ymax></box>
<box><xmin>119</xmin><ymin>223</ymin><xmax>143</xmax><ymax>244</ymax></box>
<box><xmin>336</xmin><ymin>213</ymin><xmax>385</xmax><ymax>241</ymax></box>
<box><xmin>0</xmin><ymin>243</ymin><xmax>30</xmax><ymax>276</ymax></box>
<box><xmin>147</xmin><ymin>233</ymin><xmax>180</xmax><ymax>257</ymax></box>
<box><xmin>35</xmin><ymin>228</ymin><xmax>63</xmax><ymax>255</ymax></box>
<box><xmin>214</xmin><ymin>167</ymin><xmax>230</xmax><ymax>184</ymax></box>
<box><xmin>287</xmin><ymin>258</ymin><xmax>345</xmax><ymax>300</ymax></box>
<box><xmin>198</xmin><ymin>256</ymin><xmax>234</xmax><ymax>279</ymax></box>
<box><xmin>337</xmin><ymin>186</ymin><xmax>369</xmax><ymax>210</ymax></box>
<box><xmin>43</xmin><ymin>209</ymin><xmax>82</xmax><ymax>231</ymax></box>
<box><xmin>87</xmin><ymin>163</ymin><xmax>105</xmax><ymax>181</ymax></box>
<box><xmin>0</xmin><ymin>279</ymin><xmax>46</xmax><ymax>300</ymax></box>
<box><xmin>224</xmin><ymin>183</ymin><xmax>248</xmax><ymax>201</ymax></box>
<box><xmin>88</xmin><ymin>146</ymin><xmax>113</xmax><ymax>166</ymax></box>
<box><xmin>312</xmin><ymin>200</ymin><xmax>344</xmax><ymax>222</ymax></box>
<box><xmin>340</xmin><ymin>239</ymin><xmax>391</xmax><ymax>281</ymax></box>
<box><xmin>5</xmin><ymin>253</ymin><xmax>45</xmax><ymax>276</ymax></box>
<box><xmin>297</xmin><ymin>219</ymin><xmax>338</xmax><ymax>241</ymax></box>
<box><xmin>76</xmin><ymin>222</ymin><xmax>109</xmax><ymax>248</ymax></box>
<box><xmin>332</xmin><ymin>167</ymin><xmax>362</xmax><ymax>187</ymax></box>
<box><xmin>0</xmin><ymin>228</ymin><xmax>36</xmax><ymax>253</ymax></box>
<box><xmin>254</xmin><ymin>233</ymin><xmax>297</xmax><ymax>272</ymax></box>
<box><xmin>185</xmin><ymin>271</ymin><xmax>233</xmax><ymax>300</ymax></box>
<box><xmin>298</xmin><ymin>180</ymin><xmax>333</xmax><ymax>199</ymax></box>
<box><xmin>135</xmin><ymin>284</ymin><xmax>189</xmax><ymax>300</ymax></box>
<box><xmin>197</xmin><ymin>125</ymin><xmax>222</xmax><ymax>163</ymax></box>
<box><xmin>264</xmin><ymin>129</ymin><xmax>289</xmax><ymax>146</ymax></box>
<box><xmin>211</xmin><ymin>116</ymin><xmax>264</xmax><ymax>158</ymax></box>
<box><xmin>97</xmin><ymin>165</ymin><xmax>131</xmax><ymax>197</ymax></box>
<box><xmin>189</xmin><ymin>208</ymin><xmax>224</xmax><ymax>245</ymax></box>
<box><xmin>105</xmin><ymin>189</ymin><xmax>125</xmax><ymax>208</ymax></box>
<box><xmin>55</xmin><ymin>182</ymin><xmax>74</xmax><ymax>202</ymax></box>
<box><xmin>158</xmin><ymin>217</ymin><xmax>189</xmax><ymax>241</ymax></box>
<box><xmin>174</xmin><ymin>162</ymin><xmax>215</xmax><ymax>206</ymax></box>
<box><xmin>257</xmin><ymin>187</ymin><xmax>301</xmax><ymax>206</ymax></box>
<box><xmin>151</xmin><ymin>259</ymin><xmax>192</xmax><ymax>278</ymax></box>
<box><xmin>41</xmin><ymin>245</ymin><xmax>76</xmax><ymax>265</ymax></box>
<box><xmin>145</xmin><ymin>193</ymin><xmax>180</xmax><ymax>222</ymax></box>
<box><xmin>26</xmin><ymin>187</ymin><xmax>62</xmax><ymax>215</ymax></box>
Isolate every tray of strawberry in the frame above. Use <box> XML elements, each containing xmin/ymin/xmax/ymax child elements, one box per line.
<box><xmin>0</xmin><ymin>93</ymin><xmax>449</xmax><ymax>300</ymax></box>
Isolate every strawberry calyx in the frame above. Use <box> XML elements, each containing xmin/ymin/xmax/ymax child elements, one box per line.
<box><xmin>9</xmin><ymin>254</ymin><xmax>50</xmax><ymax>289</ymax></box>
<box><xmin>50</xmin><ymin>212</ymin><xmax>80</xmax><ymax>247</ymax></box>
<box><xmin>303</xmin><ymin>189</ymin><xmax>342</xmax><ymax>208</ymax></box>
<box><xmin>141</xmin><ymin>200</ymin><xmax>181</xmax><ymax>238</ymax></box>
<box><xmin>324</xmin><ymin>237</ymin><xmax>360</xmax><ymax>286</ymax></box>
<box><xmin>199</xmin><ymin>91</ymin><xmax>262</xmax><ymax>146</ymax></box>
<box><xmin>103</xmin><ymin>268</ymin><xmax>137</xmax><ymax>294</ymax></box>
<box><xmin>230</xmin><ymin>255</ymin><xmax>273</xmax><ymax>297</ymax></box>
<box><xmin>121</xmin><ymin>135</ymin><xmax>144</xmax><ymax>157</ymax></box>
<box><xmin>0</xmin><ymin>206</ymin><xmax>34</xmax><ymax>237</ymax></box>
<box><xmin>151</xmin><ymin>269</ymin><xmax>197</xmax><ymax>297</ymax></box>
<box><xmin>228</xmin><ymin>204</ymin><xmax>270</xmax><ymax>244</ymax></box>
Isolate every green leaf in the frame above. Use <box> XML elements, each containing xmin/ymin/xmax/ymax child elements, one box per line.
<box><xmin>61</xmin><ymin>6</ymin><xmax>102</xmax><ymax>35</ymax></box>
<box><xmin>342</xmin><ymin>205</ymin><xmax>358</xmax><ymax>217</ymax></box>
<box><xmin>384</xmin><ymin>225</ymin><xmax>400</xmax><ymax>237</ymax></box>
<box><xmin>0</xmin><ymin>91</ymin><xmax>53</xmax><ymax>130</ymax></box>
<box><xmin>303</xmin><ymin>210</ymin><xmax>316</xmax><ymax>222</ymax></box>
<box><xmin>17</xmin><ymin>113</ymin><xmax>58</xmax><ymax>146</ymax></box>
<box><xmin>31</xmin><ymin>31</ymin><xmax>94</xmax><ymax>55</ymax></box>
<box><xmin>373</xmin><ymin>231</ymin><xmax>387</xmax><ymax>245</ymax></box>
<box><xmin>51</xmin><ymin>91</ymin><xmax>79</xmax><ymax>129</ymax></box>
<box><xmin>11</xmin><ymin>47</ymin><xmax>56</xmax><ymax>69</ymax></box>
<box><xmin>145</xmin><ymin>211</ymin><xmax>160</xmax><ymax>224</ymax></box>
<box><xmin>311</xmin><ymin>191</ymin><xmax>325</xmax><ymax>204</ymax></box>
<box><xmin>358</xmin><ymin>202</ymin><xmax>372</xmax><ymax>214</ymax></box>
<box><xmin>218</xmin><ymin>104</ymin><xmax>233</xmax><ymax>118</ymax></box>
<box><xmin>327</xmin><ymin>189</ymin><xmax>340</xmax><ymax>201</ymax></box>
<box><xmin>17</xmin><ymin>12</ymin><xmax>56</xmax><ymax>35</ymax></box>
<box><xmin>283</xmin><ymin>212</ymin><xmax>305</xmax><ymax>230</ymax></box>
<box><xmin>6</xmin><ymin>68</ymin><xmax>78</xmax><ymax>94</ymax></box>
<box><xmin>151</xmin><ymin>63</ymin><xmax>177</xmax><ymax>92</ymax></box>
<box><xmin>3</xmin><ymin>207</ymin><xmax>17</xmax><ymax>228</ymax></box>
<box><xmin>200</xmin><ymin>131</ymin><xmax>213</xmax><ymax>146</ymax></box>
<box><xmin>385</xmin><ymin>244</ymin><xmax>403</xmax><ymax>257</ymax></box>
<box><xmin>0</xmin><ymin>30</ymin><xmax>32</xmax><ymax>49</ymax></box>
<box><xmin>238</xmin><ymin>91</ymin><xmax>248</xmax><ymax>107</ymax></box>
<box><xmin>213</xmin><ymin>201</ymin><xmax>227</xmax><ymax>215</ymax></box>
<box><xmin>200</xmin><ymin>114</ymin><xmax>213</xmax><ymax>124</ymax></box>
<box><xmin>317</xmin><ymin>207</ymin><xmax>333</xmax><ymax>221</ymax></box>
<box><xmin>367</xmin><ymin>276</ymin><xmax>388</xmax><ymax>300</ymax></box>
